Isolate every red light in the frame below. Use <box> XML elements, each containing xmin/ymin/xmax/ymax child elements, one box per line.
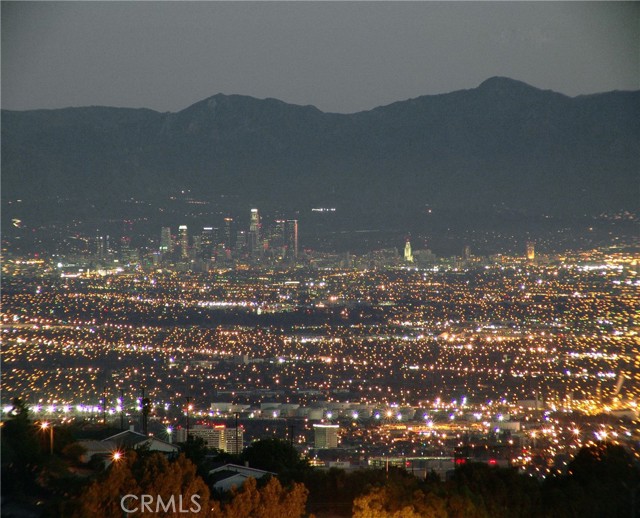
<box><xmin>488</xmin><ymin>459</ymin><xmax>497</xmax><ymax>465</ymax></box>
<box><xmin>455</xmin><ymin>458</ymin><xmax>466</xmax><ymax>465</ymax></box>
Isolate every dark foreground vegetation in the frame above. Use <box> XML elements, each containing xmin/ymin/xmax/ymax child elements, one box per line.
<box><xmin>2</xmin><ymin>398</ymin><xmax>638</xmax><ymax>517</ymax></box>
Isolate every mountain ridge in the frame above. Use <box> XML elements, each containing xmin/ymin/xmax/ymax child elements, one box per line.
<box><xmin>2</xmin><ymin>77</ymin><xmax>639</xmax><ymax>224</ymax></box>
<box><xmin>3</xmin><ymin>76</ymin><xmax>637</xmax><ymax>115</ymax></box>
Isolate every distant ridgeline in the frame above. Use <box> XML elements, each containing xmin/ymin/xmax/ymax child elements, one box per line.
<box><xmin>2</xmin><ymin>77</ymin><xmax>639</xmax><ymax>222</ymax></box>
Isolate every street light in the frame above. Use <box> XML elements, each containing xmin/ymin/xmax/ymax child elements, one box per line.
<box><xmin>185</xmin><ymin>397</ymin><xmax>192</xmax><ymax>440</ymax></box>
<box><xmin>235</xmin><ymin>413</ymin><xmax>240</xmax><ymax>455</ymax></box>
<box><xmin>40</xmin><ymin>421</ymin><xmax>53</xmax><ymax>454</ymax></box>
<box><xmin>112</xmin><ymin>450</ymin><xmax>123</xmax><ymax>462</ymax></box>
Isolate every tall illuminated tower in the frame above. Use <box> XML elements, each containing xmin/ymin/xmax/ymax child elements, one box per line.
<box><xmin>179</xmin><ymin>225</ymin><xmax>189</xmax><ymax>259</ymax></box>
<box><xmin>404</xmin><ymin>239</ymin><xmax>414</xmax><ymax>263</ymax></box>
<box><xmin>160</xmin><ymin>227</ymin><xmax>173</xmax><ymax>254</ymax></box>
<box><xmin>223</xmin><ymin>218</ymin><xmax>234</xmax><ymax>249</ymax></box>
<box><xmin>249</xmin><ymin>208</ymin><xmax>261</xmax><ymax>254</ymax></box>
<box><xmin>526</xmin><ymin>241</ymin><xmax>535</xmax><ymax>261</ymax></box>
<box><xmin>250</xmin><ymin>208</ymin><xmax>260</xmax><ymax>236</ymax></box>
<box><xmin>285</xmin><ymin>219</ymin><xmax>298</xmax><ymax>261</ymax></box>
<box><xmin>201</xmin><ymin>227</ymin><xmax>216</xmax><ymax>259</ymax></box>
<box><xmin>273</xmin><ymin>220</ymin><xmax>286</xmax><ymax>259</ymax></box>
<box><xmin>96</xmin><ymin>233</ymin><xmax>106</xmax><ymax>259</ymax></box>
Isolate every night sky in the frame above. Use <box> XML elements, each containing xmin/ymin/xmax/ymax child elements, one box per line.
<box><xmin>2</xmin><ymin>1</ymin><xmax>638</xmax><ymax>113</ymax></box>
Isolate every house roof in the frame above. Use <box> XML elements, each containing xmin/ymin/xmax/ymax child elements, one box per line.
<box><xmin>208</xmin><ymin>463</ymin><xmax>274</xmax><ymax>478</ymax></box>
<box><xmin>103</xmin><ymin>430</ymin><xmax>149</xmax><ymax>447</ymax></box>
<box><xmin>209</xmin><ymin>470</ymin><xmax>249</xmax><ymax>486</ymax></box>
<box><xmin>102</xmin><ymin>430</ymin><xmax>178</xmax><ymax>451</ymax></box>
<box><xmin>77</xmin><ymin>439</ymin><xmax>114</xmax><ymax>454</ymax></box>
<box><xmin>208</xmin><ymin>464</ymin><xmax>275</xmax><ymax>492</ymax></box>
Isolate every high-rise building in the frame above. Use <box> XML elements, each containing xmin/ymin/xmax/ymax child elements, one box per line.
<box><xmin>285</xmin><ymin>219</ymin><xmax>298</xmax><ymax>261</ymax></box>
<box><xmin>178</xmin><ymin>225</ymin><xmax>189</xmax><ymax>259</ymax></box>
<box><xmin>249</xmin><ymin>209</ymin><xmax>260</xmax><ymax>238</ymax></box>
<box><xmin>223</xmin><ymin>218</ymin><xmax>235</xmax><ymax>250</ymax></box>
<box><xmin>270</xmin><ymin>220</ymin><xmax>286</xmax><ymax>259</ymax></box>
<box><xmin>201</xmin><ymin>227</ymin><xmax>216</xmax><ymax>260</ymax></box>
<box><xmin>96</xmin><ymin>233</ymin><xmax>106</xmax><ymax>259</ymax></box>
<box><xmin>189</xmin><ymin>424</ymin><xmax>226</xmax><ymax>450</ymax></box>
<box><xmin>249</xmin><ymin>209</ymin><xmax>261</xmax><ymax>255</ymax></box>
<box><xmin>160</xmin><ymin>227</ymin><xmax>173</xmax><ymax>254</ymax></box>
<box><xmin>189</xmin><ymin>424</ymin><xmax>244</xmax><ymax>453</ymax></box>
<box><xmin>404</xmin><ymin>240</ymin><xmax>414</xmax><ymax>263</ymax></box>
<box><xmin>192</xmin><ymin>235</ymin><xmax>202</xmax><ymax>260</ymax></box>
<box><xmin>120</xmin><ymin>236</ymin><xmax>138</xmax><ymax>265</ymax></box>
<box><xmin>313</xmin><ymin>424</ymin><xmax>339</xmax><ymax>449</ymax></box>
<box><xmin>235</xmin><ymin>231</ymin><xmax>247</xmax><ymax>255</ymax></box>
<box><xmin>225</xmin><ymin>427</ymin><xmax>244</xmax><ymax>454</ymax></box>
<box><xmin>526</xmin><ymin>241</ymin><xmax>535</xmax><ymax>261</ymax></box>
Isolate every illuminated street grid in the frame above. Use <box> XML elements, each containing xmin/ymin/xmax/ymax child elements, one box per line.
<box><xmin>2</xmin><ymin>252</ymin><xmax>638</xmax><ymax>474</ymax></box>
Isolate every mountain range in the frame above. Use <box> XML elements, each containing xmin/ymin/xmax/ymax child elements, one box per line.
<box><xmin>2</xmin><ymin>77</ymin><xmax>639</xmax><ymax>224</ymax></box>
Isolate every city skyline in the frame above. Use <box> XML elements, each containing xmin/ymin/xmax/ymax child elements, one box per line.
<box><xmin>1</xmin><ymin>2</ymin><xmax>639</xmax><ymax>515</ymax></box>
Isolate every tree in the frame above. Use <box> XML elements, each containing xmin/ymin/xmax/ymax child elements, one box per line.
<box><xmin>180</xmin><ymin>435</ymin><xmax>211</xmax><ymax>477</ymax></box>
<box><xmin>1</xmin><ymin>397</ymin><xmax>45</xmax><ymax>498</ymax></box>
<box><xmin>241</xmin><ymin>438</ymin><xmax>309</xmax><ymax>481</ymax></box>
<box><xmin>62</xmin><ymin>442</ymin><xmax>87</xmax><ymax>464</ymax></box>
<box><xmin>303</xmin><ymin>466</ymin><xmax>433</xmax><ymax>517</ymax></box>
<box><xmin>212</xmin><ymin>477</ymin><xmax>308</xmax><ymax>518</ymax></box>
<box><xmin>543</xmin><ymin>443</ymin><xmax>640</xmax><ymax>518</ymax></box>
<box><xmin>447</xmin><ymin>463</ymin><xmax>540</xmax><ymax>518</ymax></box>
<box><xmin>353</xmin><ymin>487</ymin><xmax>421</xmax><ymax>518</ymax></box>
<box><xmin>67</xmin><ymin>451</ymin><xmax>212</xmax><ymax>517</ymax></box>
<box><xmin>352</xmin><ymin>485</ymin><xmax>457</xmax><ymax>518</ymax></box>
<box><xmin>1</xmin><ymin>397</ymin><xmax>43</xmax><ymax>464</ymax></box>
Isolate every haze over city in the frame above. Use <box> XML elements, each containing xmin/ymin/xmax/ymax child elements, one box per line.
<box><xmin>2</xmin><ymin>2</ymin><xmax>638</xmax><ymax>113</ymax></box>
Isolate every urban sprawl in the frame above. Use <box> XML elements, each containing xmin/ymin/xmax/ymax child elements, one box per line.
<box><xmin>2</xmin><ymin>207</ymin><xmax>639</xmax><ymax>481</ymax></box>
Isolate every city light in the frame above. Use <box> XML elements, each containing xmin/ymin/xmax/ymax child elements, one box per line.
<box><xmin>2</xmin><ymin>229</ymin><xmax>638</xmax><ymax>487</ymax></box>
<box><xmin>1</xmin><ymin>7</ymin><xmax>639</xmax><ymax>515</ymax></box>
